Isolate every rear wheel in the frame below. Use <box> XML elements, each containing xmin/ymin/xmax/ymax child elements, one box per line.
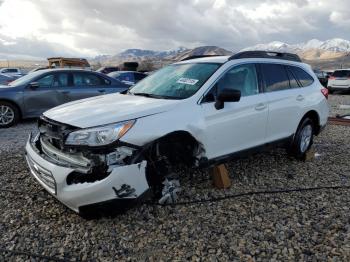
<box><xmin>0</xmin><ymin>101</ymin><xmax>19</xmax><ymax>128</ymax></box>
<box><xmin>288</xmin><ymin>118</ymin><xmax>314</xmax><ymax>159</ymax></box>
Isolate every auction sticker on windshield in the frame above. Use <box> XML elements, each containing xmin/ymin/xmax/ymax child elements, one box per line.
<box><xmin>176</xmin><ymin>78</ymin><xmax>199</xmax><ymax>85</ymax></box>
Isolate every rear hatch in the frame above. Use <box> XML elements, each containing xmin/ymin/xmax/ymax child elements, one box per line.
<box><xmin>328</xmin><ymin>70</ymin><xmax>350</xmax><ymax>88</ymax></box>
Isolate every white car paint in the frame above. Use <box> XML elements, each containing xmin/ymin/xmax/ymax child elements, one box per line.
<box><xmin>327</xmin><ymin>69</ymin><xmax>350</xmax><ymax>91</ymax></box>
<box><xmin>26</xmin><ymin>55</ymin><xmax>329</xmax><ymax>214</ymax></box>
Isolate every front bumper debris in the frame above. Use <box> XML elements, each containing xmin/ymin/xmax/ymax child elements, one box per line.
<box><xmin>25</xmin><ymin>134</ymin><xmax>150</xmax><ymax>214</ymax></box>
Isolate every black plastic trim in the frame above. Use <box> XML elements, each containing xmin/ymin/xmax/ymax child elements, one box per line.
<box><xmin>200</xmin><ymin>135</ymin><xmax>294</xmax><ymax>168</ymax></box>
<box><xmin>229</xmin><ymin>51</ymin><xmax>302</xmax><ymax>62</ymax></box>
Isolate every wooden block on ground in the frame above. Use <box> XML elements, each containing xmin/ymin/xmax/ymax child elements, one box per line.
<box><xmin>304</xmin><ymin>147</ymin><xmax>315</xmax><ymax>161</ymax></box>
<box><xmin>211</xmin><ymin>164</ymin><xmax>231</xmax><ymax>189</ymax></box>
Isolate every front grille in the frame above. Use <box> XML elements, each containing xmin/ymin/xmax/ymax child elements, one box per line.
<box><xmin>26</xmin><ymin>154</ymin><xmax>57</xmax><ymax>195</ymax></box>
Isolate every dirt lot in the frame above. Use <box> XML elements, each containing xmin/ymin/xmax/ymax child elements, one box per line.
<box><xmin>0</xmin><ymin>95</ymin><xmax>350</xmax><ymax>261</ymax></box>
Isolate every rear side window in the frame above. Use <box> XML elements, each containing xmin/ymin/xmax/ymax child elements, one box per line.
<box><xmin>289</xmin><ymin>66</ymin><xmax>314</xmax><ymax>87</ymax></box>
<box><xmin>260</xmin><ymin>64</ymin><xmax>290</xmax><ymax>92</ymax></box>
<box><xmin>73</xmin><ymin>73</ymin><xmax>105</xmax><ymax>86</ymax></box>
<box><xmin>332</xmin><ymin>70</ymin><xmax>350</xmax><ymax>78</ymax></box>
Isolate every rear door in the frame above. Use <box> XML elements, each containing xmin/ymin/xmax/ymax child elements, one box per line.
<box><xmin>260</xmin><ymin>63</ymin><xmax>305</xmax><ymax>142</ymax></box>
<box><xmin>23</xmin><ymin>73</ymin><xmax>65</xmax><ymax>116</ymax></box>
<box><xmin>65</xmin><ymin>72</ymin><xmax>110</xmax><ymax>102</ymax></box>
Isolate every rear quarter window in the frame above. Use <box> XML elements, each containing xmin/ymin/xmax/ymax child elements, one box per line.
<box><xmin>289</xmin><ymin>66</ymin><xmax>314</xmax><ymax>87</ymax></box>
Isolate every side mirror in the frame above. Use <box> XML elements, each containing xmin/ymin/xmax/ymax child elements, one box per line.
<box><xmin>28</xmin><ymin>82</ymin><xmax>39</xmax><ymax>89</ymax></box>
<box><xmin>215</xmin><ymin>88</ymin><xmax>241</xmax><ymax>110</ymax></box>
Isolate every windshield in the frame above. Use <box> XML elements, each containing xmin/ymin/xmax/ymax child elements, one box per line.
<box><xmin>8</xmin><ymin>70</ymin><xmax>43</xmax><ymax>86</ymax></box>
<box><xmin>129</xmin><ymin>63</ymin><xmax>220</xmax><ymax>99</ymax></box>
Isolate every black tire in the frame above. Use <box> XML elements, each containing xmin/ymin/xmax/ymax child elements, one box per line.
<box><xmin>328</xmin><ymin>88</ymin><xmax>334</xmax><ymax>94</ymax></box>
<box><xmin>0</xmin><ymin>101</ymin><xmax>20</xmax><ymax>128</ymax></box>
<box><xmin>288</xmin><ymin>118</ymin><xmax>314</xmax><ymax>159</ymax></box>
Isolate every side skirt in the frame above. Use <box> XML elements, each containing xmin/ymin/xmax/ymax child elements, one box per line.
<box><xmin>200</xmin><ymin>135</ymin><xmax>294</xmax><ymax>168</ymax></box>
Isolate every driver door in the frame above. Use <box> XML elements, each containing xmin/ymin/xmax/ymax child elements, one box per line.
<box><xmin>23</xmin><ymin>73</ymin><xmax>65</xmax><ymax>117</ymax></box>
<box><xmin>200</xmin><ymin>63</ymin><xmax>269</xmax><ymax>160</ymax></box>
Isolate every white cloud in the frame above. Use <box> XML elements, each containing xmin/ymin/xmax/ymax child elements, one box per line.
<box><xmin>0</xmin><ymin>0</ymin><xmax>349</xmax><ymax>58</ymax></box>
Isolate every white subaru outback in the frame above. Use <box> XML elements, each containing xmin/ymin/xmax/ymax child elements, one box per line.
<box><xmin>25</xmin><ymin>51</ymin><xmax>329</xmax><ymax>216</ymax></box>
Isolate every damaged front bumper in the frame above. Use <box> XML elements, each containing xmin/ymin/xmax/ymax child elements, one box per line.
<box><xmin>25</xmin><ymin>133</ymin><xmax>150</xmax><ymax>214</ymax></box>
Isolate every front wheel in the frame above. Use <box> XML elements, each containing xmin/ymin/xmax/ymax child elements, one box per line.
<box><xmin>288</xmin><ymin>118</ymin><xmax>314</xmax><ymax>159</ymax></box>
<box><xmin>0</xmin><ymin>101</ymin><xmax>19</xmax><ymax>128</ymax></box>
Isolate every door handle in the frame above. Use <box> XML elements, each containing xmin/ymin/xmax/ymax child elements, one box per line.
<box><xmin>98</xmin><ymin>89</ymin><xmax>106</xmax><ymax>93</ymax></box>
<box><xmin>255</xmin><ymin>103</ymin><xmax>267</xmax><ymax>111</ymax></box>
<box><xmin>60</xmin><ymin>91</ymin><xmax>70</xmax><ymax>94</ymax></box>
<box><xmin>296</xmin><ymin>95</ymin><xmax>304</xmax><ymax>101</ymax></box>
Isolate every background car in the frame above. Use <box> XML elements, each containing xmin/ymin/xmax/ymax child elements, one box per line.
<box><xmin>0</xmin><ymin>73</ymin><xmax>19</xmax><ymax>85</ymax></box>
<box><xmin>107</xmin><ymin>71</ymin><xmax>148</xmax><ymax>86</ymax></box>
<box><xmin>0</xmin><ymin>67</ymin><xmax>24</xmax><ymax>77</ymax></box>
<box><xmin>314</xmin><ymin>69</ymin><xmax>328</xmax><ymax>87</ymax></box>
<box><xmin>0</xmin><ymin>69</ymin><xmax>129</xmax><ymax>127</ymax></box>
<box><xmin>96</xmin><ymin>66</ymin><xmax>120</xmax><ymax>74</ymax></box>
<box><xmin>327</xmin><ymin>69</ymin><xmax>350</xmax><ymax>93</ymax></box>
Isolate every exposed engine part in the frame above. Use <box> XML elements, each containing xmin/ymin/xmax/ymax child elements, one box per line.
<box><xmin>158</xmin><ymin>179</ymin><xmax>181</xmax><ymax>205</ymax></box>
<box><xmin>106</xmin><ymin>146</ymin><xmax>135</xmax><ymax>166</ymax></box>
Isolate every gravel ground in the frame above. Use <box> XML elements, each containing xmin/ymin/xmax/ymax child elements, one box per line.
<box><xmin>1</xmin><ymin>95</ymin><xmax>350</xmax><ymax>261</ymax></box>
<box><xmin>328</xmin><ymin>94</ymin><xmax>350</xmax><ymax>117</ymax></box>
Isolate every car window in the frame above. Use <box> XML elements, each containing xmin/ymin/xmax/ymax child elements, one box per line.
<box><xmin>73</xmin><ymin>73</ymin><xmax>103</xmax><ymax>86</ymax></box>
<box><xmin>36</xmin><ymin>74</ymin><xmax>54</xmax><ymax>88</ymax></box>
<box><xmin>286</xmin><ymin>66</ymin><xmax>300</xmax><ymax>89</ymax></box>
<box><xmin>332</xmin><ymin>70</ymin><xmax>350</xmax><ymax>78</ymax></box>
<box><xmin>1</xmin><ymin>69</ymin><xmax>8</xmax><ymax>73</ymax></box>
<box><xmin>53</xmin><ymin>73</ymin><xmax>69</xmax><ymax>87</ymax></box>
<box><xmin>134</xmin><ymin>73</ymin><xmax>146</xmax><ymax>81</ymax></box>
<box><xmin>7</xmin><ymin>69</ymin><xmax>17</xmax><ymax>73</ymax></box>
<box><xmin>217</xmin><ymin>64</ymin><xmax>259</xmax><ymax>97</ymax></box>
<box><xmin>118</xmin><ymin>73</ymin><xmax>134</xmax><ymax>82</ymax></box>
<box><xmin>260</xmin><ymin>64</ymin><xmax>290</xmax><ymax>92</ymax></box>
<box><xmin>289</xmin><ymin>66</ymin><xmax>314</xmax><ymax>87</ymax></box>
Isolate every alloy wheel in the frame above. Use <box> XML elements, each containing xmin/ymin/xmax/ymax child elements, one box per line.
<box><xmin>0</xmin><ymin>105</ymin><xmax>15</xmax><ymax>126</ymax></box>
<box><xmin>299</xmin><ymin>124</ymin><xmax>312</xmax><ymax>153</ymax></box>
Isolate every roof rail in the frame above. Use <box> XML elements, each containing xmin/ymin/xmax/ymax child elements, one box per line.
<box><xmin>180</xmin><ymin>55</ymin><xmax>225</xmax><ymax>61</ymax></box>
<box><xmin>229</xmin><ymin>51</ymin><xmax>302</xmax><ymax>62</ymax></box>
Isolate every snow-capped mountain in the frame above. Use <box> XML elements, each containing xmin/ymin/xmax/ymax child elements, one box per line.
<box><xmin>114</xmin><ymin>47</ymin><xmax>188</xmax><ymax>59</ymax></box>
<box><xmin>92</xmin><ymin>47</ymin><xmax>189</xmax><ymax>64</ymax></box>
<box><xmin>242</xmin><ymin>38</ymin><xmax>350</xmax><ymax>54</ymax></box>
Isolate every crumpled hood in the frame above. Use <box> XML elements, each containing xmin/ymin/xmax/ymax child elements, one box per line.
<box><xmin>43</xmin><ymin>93</ymin><xmax>181</xmax><ymax>128</ymax></box>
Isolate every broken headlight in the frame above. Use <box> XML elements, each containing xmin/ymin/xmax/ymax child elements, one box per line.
<box><xmin>65</xmin><ymin>120</ymin><xmax>135</xmax><ymax>147</ymax></box>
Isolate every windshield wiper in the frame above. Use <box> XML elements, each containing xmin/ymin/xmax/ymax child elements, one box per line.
<box><xmin>131</xmin><ymin>92</ymin><xmax>179</xmax><ymax>99</ymax></box>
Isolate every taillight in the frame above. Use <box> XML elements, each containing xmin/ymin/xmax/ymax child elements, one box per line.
<box><xmin>329</xmin><ymin>76</ymin><xmax>335</xmax><ymax>80</ymax></box>
<box><xmin>321</xmin><ymin>88</ymin><xmax>329</xmax><ymax>99</ymax></box>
